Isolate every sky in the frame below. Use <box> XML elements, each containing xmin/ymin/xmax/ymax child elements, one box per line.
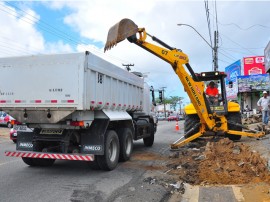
<box><xmin>0</xmin><ymin>0</ymin><xmax>269</xmax><ymax>105</ymax></box>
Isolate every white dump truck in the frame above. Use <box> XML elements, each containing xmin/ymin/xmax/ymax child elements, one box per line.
<box><xmin>1</xmin><ymin>51</ymin><xmax>157</xmax><ymax>170</ymax></box>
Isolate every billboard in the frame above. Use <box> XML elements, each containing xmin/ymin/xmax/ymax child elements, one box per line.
<box><xmin>243</xmin><ymin>56</ymin><xmax>265</xmax><ymax>75</ymax></box>
<box><xmin>265</xmin><ymin>41</ymin><xmax>270</xmax><ymax>72</ymax></box>
<box><xmin>225</xmin><ymin>60</ymin><xmax>241</xmax><ymax>99</ymax></box>
<box><xmin>238</xmin><ymin>74</ymin><xmax>270</xmax><ymax>92</ymax></box>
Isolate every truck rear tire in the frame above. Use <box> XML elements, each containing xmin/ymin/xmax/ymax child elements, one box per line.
<box><xmin>143</xmin><ymin>124</ymin><xmax>154</xmax><ymax>147</ymax></box>
<box><xmin>226</xmin><ymin>112</ymin><xmax>242</xmax><ymax>141</ymax></box>
<box><xmin>22</xmin><ymin>157</ymin><xmax>55</xmax><ymax>166</ymax></box>
<box><xmin>119</xmin><ymin>128</ymin><xmax>133</xmax><ymax>162</ymax></box>
<box><xmin>97</xmin><ymin>130</ymin><xmax>120</xmax><ymax>171</ymax></box>
<box><xmin>184</xmin><ymin>114</ymin><xmax>200</xmax><ymax>138</ymax></box>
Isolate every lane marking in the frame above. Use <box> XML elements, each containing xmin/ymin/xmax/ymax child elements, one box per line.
<box><xmin>0</xmin><ymin>159</ymin><xmax>21</xmax><ymax>166</ymax></box>
<box><xmin>0</xmin><ymin>140</ymin><xmax>11</xmax><ymax>143</ymax></box>
<box><xmin>181</xmin><ymin>183</ymin><xmax>199</xmax><ymax>202</ymax></box>
<box><xmin>232</xmin><ymin>185</ymin><xmax>245</xmax><ymax>202</ymax></box>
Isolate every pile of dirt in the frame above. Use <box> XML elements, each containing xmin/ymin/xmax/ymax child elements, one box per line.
<box><xmin>167</xmin><ymin>138</ymin><xmax>270</xmax><ymax>185</ymax></box>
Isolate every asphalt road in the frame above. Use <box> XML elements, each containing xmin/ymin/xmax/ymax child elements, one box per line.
<box><xmin>0</xmin><ymin>121</ymin><xmax>183</xmax><ymax>202</ymax></box>
<box><xmin>2</xmin><ymin>121</ymin><xmax>264</xmax><ymax>202</ymax></box>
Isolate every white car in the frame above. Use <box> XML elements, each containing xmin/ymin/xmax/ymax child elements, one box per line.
<box><xmin>0</xmin><ymin>111</ymin><xmax>15</xmax><ymax>128</ymax></box>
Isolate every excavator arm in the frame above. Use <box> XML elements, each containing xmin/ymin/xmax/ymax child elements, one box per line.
<box><xmin>104</xmin><ymin>19</ymin><xmax>264</xmax><ymax>148</ymax></box>
<box><xmin>105</xmin><ymin>19</ymin><xmax>215</xmax><ymax>129</ymax></box>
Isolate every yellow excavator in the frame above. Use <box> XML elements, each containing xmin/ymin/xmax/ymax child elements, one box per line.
<box><xmin>104</xmin><ymin>18</ymin><xmax>264</xmax><ymax>149</ymax></box>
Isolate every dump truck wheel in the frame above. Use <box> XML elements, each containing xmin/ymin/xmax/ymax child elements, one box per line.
<box><xmin>97</xmin><ymin>130</ymin><xmax>120</xmax><ymax>171</ymax></box>
<box><xmin>22</xmin><ymin>157</ymin><xmax>55</xmax><ymax>166</ymax></box>
<box><xmin>184</xmin><ymin>114</ymin><xmax>200</xmax><ymax>138</ymax></box>
<box><xmin>226</xmin><ymin>112</ymin><xmax>242</xmax><ymax>141</ymax></box>
<box><xmin>119</xmin><ymin>128</ymin><xmax>133</xmax><ymax>162</ymax></box>
<box><xmin>143</xmin><ymin>124</ymin><xmax>155</xmax><ymax>147</ymax></box>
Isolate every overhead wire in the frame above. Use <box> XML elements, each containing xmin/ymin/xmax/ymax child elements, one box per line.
<box><xmin>0</xmin><ymin>2</ymin><xmax>132</xmax><ymax>67</ymax></box>
<box><xmin>204</xmin><ymin>0</ymin><xmax>214</xmax><ymax>70</ymax></box>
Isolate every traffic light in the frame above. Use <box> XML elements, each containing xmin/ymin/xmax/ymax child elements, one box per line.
<box><xmin>159</xmin><ymin>90</ymin><xmax>163</xmax><ymax>103</ymax></box>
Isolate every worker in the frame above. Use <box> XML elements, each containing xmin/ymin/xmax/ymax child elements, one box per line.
<box><xmin>205</xmin><ymin>81</ymin><xmax>219</xmax><ymax>97</ymax></box>
<box><xmin>257</xmin><ymin>91</ymin><xmax>270</xmax><ymax>125</ymax></box>
<box><xmin>205</xmin><ymin>81</ymin><xmax>219</xmax><ymax>105</ymax></box>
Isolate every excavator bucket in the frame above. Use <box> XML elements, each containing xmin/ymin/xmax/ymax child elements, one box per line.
<box><xmin>104</xmin><ymin>18</ymin><xmax>138</xmax><ymax>52</ymax></box>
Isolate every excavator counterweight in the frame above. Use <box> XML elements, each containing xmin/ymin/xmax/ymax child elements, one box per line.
<box><xmin>104</xmin><ymin>18</ymin><xmax>138</xmax><ymax>52</ymax></box>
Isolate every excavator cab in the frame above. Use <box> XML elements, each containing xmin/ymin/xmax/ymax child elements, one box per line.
<box><xmin>197</xmin><ymin>71</ymin><xmax>228</xmax><ymax>115</ymax></box>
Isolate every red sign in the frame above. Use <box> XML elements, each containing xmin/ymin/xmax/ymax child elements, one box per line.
<box><xmin>243</xmin><ymin>56</ymin><xmax>265</xmax><ymax>75</ymax></box>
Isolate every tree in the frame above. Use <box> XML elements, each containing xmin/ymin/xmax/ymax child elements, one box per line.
<box><xmin>168</xmin><ymin>96</ymin><xmax>180</xmax><ymax>111</ymax></box>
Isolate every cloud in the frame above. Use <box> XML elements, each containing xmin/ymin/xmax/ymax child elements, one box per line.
<box><xmin>47</xmin><ymin>0</ymin><xmax>269</xmax><ymax>100</ymax></box>
<box><xmin>0</xmin><ymin>2</ymin><xmax>74</xmax><ymax>57</ymax></box>
<box><xmin>1</xmin><ymin>1</ymin><xmax>269</xmax><ymax>102</ymax></box>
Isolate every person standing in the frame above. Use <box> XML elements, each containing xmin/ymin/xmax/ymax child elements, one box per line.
<box><xmin>257</xmin><ymin>91</ymin><xmax>270</xmax><ymax>125</ymax></box>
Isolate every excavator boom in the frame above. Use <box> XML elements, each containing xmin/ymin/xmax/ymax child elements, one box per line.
<box><xmin>104</xmin><ymin>18</ymin><xmax>138</xmax><ymax>52</ymax></box>
<box><xmin>104</xmin><ymin>18</ymin><xmax>265</xmax><ymax>148</ymax></box>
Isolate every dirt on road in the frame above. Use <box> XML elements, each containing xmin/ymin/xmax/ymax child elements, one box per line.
<box><xmin>128</xmin><ymin>135</ymin><xmax>270</xmax><ymax>201</ymax></box>
<box><xmin>167</xmin><ymin>138</ymin><xmax>270</xmax><ymax>185</ymax></box>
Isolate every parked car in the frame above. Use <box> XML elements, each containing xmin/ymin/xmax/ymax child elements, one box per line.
<box><xmin>10</xmin><ymin>126</ymin><xmax>33</xmax><ymax>143</ymax></box>
<box><xmin>178</xmin><ymin>114</ymin><xmax>185</xmax><ymax>120</ymax></box>
<box><xmin>0</xmin><ymin>111</ymin><xmax>15</xmax><ymax>128</ymax></box>
<box><xmin>157</xmin><ymin>116</ymin><xmax>166</xmax><ymax>121</ymax></box>
<box><xmin>10</xmin><ymin>128</ymin><xmax>17</xmax><ymax>143</ymax></box>
<box><xmin>167</xmin><ymin>115</ymin><xmax>178</xmax><ymax>121</ymax></box>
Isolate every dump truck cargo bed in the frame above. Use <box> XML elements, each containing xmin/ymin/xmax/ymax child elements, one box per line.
<box><xmin>0</xmin><ymin>52</ymin><xmax>145</xmax><ymax>123</ymax></box>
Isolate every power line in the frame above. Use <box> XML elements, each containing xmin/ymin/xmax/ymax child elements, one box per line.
<box><xmin>1</xmin><ymin>2</ymin><xmax>132</xmax><ymax>66</ymax></box>
<box><xmin>217</xmin><ymin>22</ymin><xmax>270</xmax><ymax>30</ymax></box>
<box><xmin>204</xmin><ymin>0</ymin><xmax>213</xmax><ymax>48</ymax></box>
<box><xmin>219</xmin><ymin>33</ymin><xmax>257</xmax><ymax>55</ymax></box>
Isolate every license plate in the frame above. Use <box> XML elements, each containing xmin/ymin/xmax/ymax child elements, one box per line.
<box><xmin>13</xmin><ymin>125</ymin><xmax>28</xmax><ymax>131</ymax></box>
<box><xmin>40</xmin><ymin>129</ymin><xmax>64</xmax><ymax>135</ymax></box>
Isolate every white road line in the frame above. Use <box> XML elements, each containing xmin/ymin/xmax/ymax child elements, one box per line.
<box><xmin>0</xmin><ymin>159</ymin><xmax>20</xmax><ymax>166</ymax></box>
<box><xmin>181</xmin><ymin>183</ymin><xmax>200</xmax><ymax>202</ymax></box>
<box><xmin>0</xmin><ymin>140</ymin><xmax>11</xmax><ymax>143</ymax></box>
<box><xmin>232</xmin><ymin>185</ymin><xmax>245</xmax><ymax>202</ymax></box>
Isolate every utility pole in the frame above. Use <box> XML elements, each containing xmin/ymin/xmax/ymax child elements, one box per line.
<box><xmin>122</xmin><ymin>64</ymin><xmax>134</xmax><ymax>72</ymax></box>
<box><xmin>161</xmin><ymin>87</ymin><xmax>167</xmax><ymax>118</ymax></box>
<box><xmin>213</xmin><ymin>31</ymin><xmax>219</xmax><ymax>71</ymax></box>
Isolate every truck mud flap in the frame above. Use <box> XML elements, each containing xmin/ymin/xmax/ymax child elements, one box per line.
<box><xmin>81</xmin><ymin>119</ymin><xmax>110</xmax><ymax>155</ymax></box>
<box><xmin>16</xmin><ymin>131</ymin><xmax>34</xmax><ymax>151</ymax></box>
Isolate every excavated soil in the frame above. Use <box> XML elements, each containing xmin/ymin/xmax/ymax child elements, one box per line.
<box><xmin>167</xmin><ymin>138</ymin><xmax>270</xmax><ymax>185</ymax></box>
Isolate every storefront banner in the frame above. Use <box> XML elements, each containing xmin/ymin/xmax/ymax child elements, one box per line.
<box><xmin>238</xmin><ymin>74</ymin><xmax>269</xmax><ymax>92</ymax></box>
<box><xmin>243</xmin><ymin>56</ymin><xmax>265</xmax><ymax>75</ymax></box>
<box><xmin>225</xmin><ymin>60</ymin><xmax>241</xmax><ymax>99</ymax></box>
<box><xmin>265</xmin><ymin>42</ymin><xmax>270</xmax><ymax>73</ymax></box>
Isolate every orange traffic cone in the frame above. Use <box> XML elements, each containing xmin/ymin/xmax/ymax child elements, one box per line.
<box><xmin>175</xmin><ymin>121</ymin><xmax>179</xmax><ymax>131</ymax></box>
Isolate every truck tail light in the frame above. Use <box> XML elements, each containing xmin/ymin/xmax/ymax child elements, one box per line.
<box><xmin>11</xmin><ymin>120</ymin><xmax>22</xmax><ymax>125</ymax></box>
<box><xmin>70</xmin><ymin>121</ymin><xmax>84</xmax><ymax>127</ymax></box>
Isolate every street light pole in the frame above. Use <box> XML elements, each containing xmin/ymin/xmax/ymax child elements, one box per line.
<box><xmin>177</xmin><ymin>24</ymin><xmax>218</xmax><ymax>71</ymax></box>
